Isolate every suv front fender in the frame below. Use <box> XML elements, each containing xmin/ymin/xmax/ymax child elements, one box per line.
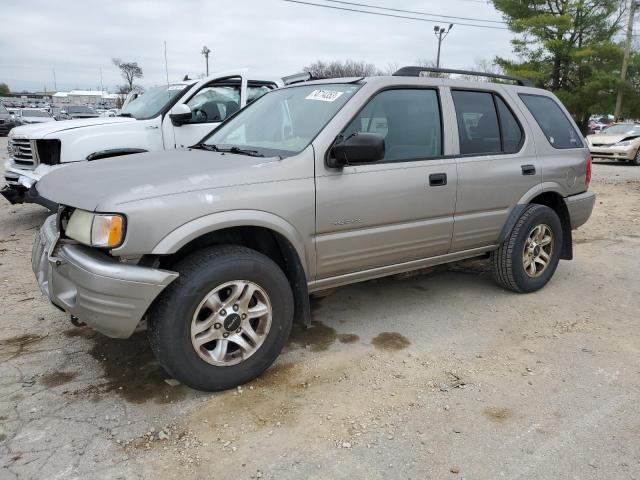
<box><xmin>150</xmin><ymin>209</ymin><xmax>311</xmax><ymax>276</ymax></box>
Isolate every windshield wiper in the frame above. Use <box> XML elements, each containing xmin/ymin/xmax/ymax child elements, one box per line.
<box><xmin>227</xmin><ymin>146</ymin><xmax>264</xmax><ymax>157</ymax></box>
<box><xmin>191</xmin><ymin>143</ymin><xmax>219</xmax><ymax>151</ymax></box>
<box><xmin>192</xmin><ymin>144</ymin><xmax>264</xmax><ymax>157</ymax></box>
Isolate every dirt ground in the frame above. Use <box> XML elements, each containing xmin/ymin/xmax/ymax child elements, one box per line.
<box><xmin>0</xmin><ymin>135</ymin><xmax>638</xmax><ymax>480</ymax></box>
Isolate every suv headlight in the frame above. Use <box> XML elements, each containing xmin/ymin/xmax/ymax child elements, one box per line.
<box><xmin>65</xmin><ymin>209</ymin><xmax>125</xmax><ymax>248</ymax></box>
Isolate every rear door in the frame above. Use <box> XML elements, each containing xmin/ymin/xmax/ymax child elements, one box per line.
<box><xmin>315</xmin><ymin>87</ymin><xmax>458</xmax><ymax>279</ymax></box>
<box><xmin>450</xmin><ymin>88</ymin><xmax>542</xmax><ymax>252</ymax></box>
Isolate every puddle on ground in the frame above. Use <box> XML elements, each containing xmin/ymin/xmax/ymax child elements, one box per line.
<box><xmin>371</xmin><ymin>332</ymin><xmax>411</xmax><ymax>351</ymax></box>
<box><xmin>0</xmin><ymin>333</ymin><xmax>46</xmax><ymax>359</ymax></box>
<box><xmin>63</xmin><ymin>327</ymin><xmax>97</xmax><ymax>340</ymax></box>
<box><xmin>337</xmin><ymin>333</ymin><xmax>359</xmax><ymax>344</ymax></box>
<box><xmin>1</xmin><ymin>333</ymin><xmax>45</xmax><ymax>347</ymax></box>
<box><xmin>288</xmin><ymin>321</ymin><xmax>337</xmax><ymax>351</ymax></box>
<box><xmin>484</xmin><ymin>406</ymin><xmax>512</xmax><ymax>422</ymax></box>
<box><xmin>40</xmin><ymin>371</ymin><xmax>78</xmax><ymax>388</ymax></box>
<box><xmin>68</xmin><ymin>331</ymin><xmax>188</xmax><ymax>405</ymax></box>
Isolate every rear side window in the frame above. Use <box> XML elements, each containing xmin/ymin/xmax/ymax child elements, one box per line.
<box><xmin>495</xmin><ymin>96</ymin><xmax>523</xmax><ymax>153</ymax></box>
<box><xmin>342</xmin><ymin>89</ymin><xmax>442</xmax><ymax>162</ymax></box>
<box><xmin>452</xmin><ymin>91</ymin><xmax>501</xmax><ymax>154</ymax></box>
<box><xmin>519</xmin><ymin>94</ymin><xmax>582</xmax><ymax>149</ymax></box>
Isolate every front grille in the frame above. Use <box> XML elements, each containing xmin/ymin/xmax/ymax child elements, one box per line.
<box><xmin>9</xmin><ymin>138</ymin><xmax>37</xmax><ymax>168</ymax></box>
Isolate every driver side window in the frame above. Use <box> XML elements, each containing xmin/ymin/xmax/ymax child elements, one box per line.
<box><xmin>186</xmin><ymin>85</ymin><xmax>240</xmax><ymax>124</ymax></box>
<box><xmin>341</xmin><ymin>89</ymin><xmax>442</xmax><ymax>162</ymax></box>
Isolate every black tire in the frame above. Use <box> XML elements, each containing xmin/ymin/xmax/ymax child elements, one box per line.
<box><xmin>148</xmin><ymin>245</ymin><xmax>294</xmax><ymax>391</ymax></box>
<box><xmin>630</xmin><ymin>148</ymin><xmax>640</xmax><ymax>166</ymax></box>
<box><xmin>490</xmin><ymin>204</ymin><xmax>563</xmax><ymax>293</ymax></box>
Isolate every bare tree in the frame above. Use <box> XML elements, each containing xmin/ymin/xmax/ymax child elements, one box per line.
<box><xmin>112</xmin><ymin>58</ymin><xmax>143</xmax><ymax>93</ymax></box>
<box><xmin>302</xmin><ymin>60</ymin><xmax>382</xmax><ymax>79</ymax></box>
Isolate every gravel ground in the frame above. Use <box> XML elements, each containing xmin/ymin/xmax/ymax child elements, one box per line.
<box><xmin>0</xmin><ymin>135</ymin><xmax>639</xmax><ymax>480</ymax></box>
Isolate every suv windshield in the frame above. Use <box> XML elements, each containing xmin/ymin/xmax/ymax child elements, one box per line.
<box><xmin>121</xmin><ymin>84</ymin><xmax>189</xmax><ymax>120</ymax></box>
<box><xmin>602</xmin><ymin>124</ymin><xmax>640</xmax><ymax>135</ymax></box>
<box><xmin>202</xmin><ymin>83</ymin><xmax>360</xmax><ymax>157</ymax></box>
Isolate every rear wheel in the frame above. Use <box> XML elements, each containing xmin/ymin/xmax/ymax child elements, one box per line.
<box><xmin>148</xmin><ymin>245</ymin><xmax>294</xmax><ymax>391</ymax></box>
<box><xmin>490</xmin><ymin>204</ymin><xmax>563</xmax><ymax>293</ymax></box>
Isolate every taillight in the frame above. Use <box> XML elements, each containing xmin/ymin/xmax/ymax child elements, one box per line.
<box><xmin>585</xmin><ymin>154</ymin><xmax>592</xmax><ymax>188</ymax></box>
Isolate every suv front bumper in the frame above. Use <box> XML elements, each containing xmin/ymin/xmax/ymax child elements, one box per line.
<box><xmin>33</xmin><ymin>215</ymin><xmax>178</xmax><ymax>338</ymax></box>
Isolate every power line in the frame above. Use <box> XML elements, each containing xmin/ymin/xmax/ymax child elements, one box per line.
<box><xmin>321</xmin><ymin>0</ymin><xmax>506</xmax><ymax>24</ymax></box>
<box><xmin>281</xmin><ymin>0</ymin><xmax>510</xmax><ymax>30</ymax></box>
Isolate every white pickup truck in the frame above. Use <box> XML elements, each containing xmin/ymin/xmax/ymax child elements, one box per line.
<box><xmin>2</xmin><ymin>70</ymin><xmax>308</xmax><ymax>207</ymax></box>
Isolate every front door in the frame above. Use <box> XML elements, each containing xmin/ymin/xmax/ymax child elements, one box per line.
<box><xmin>168</xmin><ymin>78</ymin><xmax>278</xmax><ymax>149</ymax></box>
<box><xmin>315</xmin><ymin>88</ymin><xmax>458</xmax><ymax>279</ymax></box>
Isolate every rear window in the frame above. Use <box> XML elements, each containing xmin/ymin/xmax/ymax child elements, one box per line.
<box><xmin>519</xmin><ymin>94</ymin><xmax>583</xmax><ymax>149</ymax></box>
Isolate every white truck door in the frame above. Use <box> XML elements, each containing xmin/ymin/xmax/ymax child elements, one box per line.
<box><xmin>167</xmin><ymin>74</ymin><xmax>248</xmax><ymax>149</ymax></box>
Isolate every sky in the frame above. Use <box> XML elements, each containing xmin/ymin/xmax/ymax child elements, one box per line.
<box><xmin>0</xmin><ymin>0</ymin><xmax>518</xmax><ymax>93</ymax></box>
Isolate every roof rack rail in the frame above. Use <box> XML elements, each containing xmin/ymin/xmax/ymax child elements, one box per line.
<box><xmin>392</xmin><ymin>66</ymin><xmax>534</xmax><ymax>87</ymax></box>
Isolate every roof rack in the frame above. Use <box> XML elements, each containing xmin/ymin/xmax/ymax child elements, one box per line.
<box><xmin>392</xmin><ymin>66</ymin><xmax>534</xmax><ymax>87</ymax></box>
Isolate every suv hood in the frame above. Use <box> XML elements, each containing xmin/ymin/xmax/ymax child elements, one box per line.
<box><xmin>36</xmin><ymin>149</ymin><xmax>294</xmax><ymax>211</ymax></box>
<box><xmin>9</xmin><ymin>116</ymin><xmax>135</xmax><ymax>139</ymax></box>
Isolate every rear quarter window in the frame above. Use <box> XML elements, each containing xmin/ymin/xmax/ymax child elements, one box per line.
<box><xmin>519</xmin><ymin>94</ymin><xmax>583</xmax><ymax>149</ymax></box>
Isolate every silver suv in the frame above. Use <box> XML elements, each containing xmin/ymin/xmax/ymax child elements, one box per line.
<box><xmin>32</xmin><ymin>67</ymin><xmax>596</xmax><ymax>391</ymax></box>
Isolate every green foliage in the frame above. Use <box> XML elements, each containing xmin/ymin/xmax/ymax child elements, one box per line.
<box><xmin>0</xmin><ymin>83</ymin><xmax>9</xmax><ymax>95</ymax></box>
<box><xmin>492</xmin><ymin>0</ymin><xmax>638</xmax><ymax>128</ymax></box>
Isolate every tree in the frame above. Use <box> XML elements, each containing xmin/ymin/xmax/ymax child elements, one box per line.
<box><xmin>492</xmin><ymin>0</ymin><xmax>628</xmax><ymax>131</ymax></box>
<box><xmin>0</xmin><ymin>83</ymin><xmax>9</xmax><ymax>95</ymax></box>
<box><xmin>302</xmin><ymin>60</ymin><xmax>382</xmax><ymax>79</ymax></box>
<box><xmin>112</xmin><ymin>58</ymin><xmax>143</xmax><ymax>93</ymax></box>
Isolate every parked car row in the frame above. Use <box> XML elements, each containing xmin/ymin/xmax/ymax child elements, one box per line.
<box><xmin>5</xmin><ymin>67</ymin><xmax>595</xmax><ymax>392</ymax></box>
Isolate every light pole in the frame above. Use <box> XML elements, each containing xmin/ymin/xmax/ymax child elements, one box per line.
<box><xmin>201</xmin><ymin>46</ymin><xmax>211</xmax><ymax>77</ymax></box>
<box><xmin>434</xmin><ymin>24</ymin><xmax>453</xmax><ymax>68</ymax></box>
<box><xmin>614</xmin><ymin>0</ymin><xmax>638</xmax><ymax>119</ymax></box>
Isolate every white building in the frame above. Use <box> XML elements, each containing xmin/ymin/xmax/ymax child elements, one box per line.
<box><xmin>52</xmin><ymin>90</ymin><xmax>119</xmax><ymax>107</ymax></box>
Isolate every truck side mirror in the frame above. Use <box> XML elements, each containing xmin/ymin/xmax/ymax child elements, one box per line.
<box><xmin>169</xmin><ymin>104</ymin><xmax>192</xmax><ymax>127</ymax></box>
<box><xmin>328</xmin><ymin>132</ymin><xmax>385</xmax><ymax>168</ymax></box>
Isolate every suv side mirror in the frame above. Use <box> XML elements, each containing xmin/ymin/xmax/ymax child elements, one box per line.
<box><xmin>169</xmin><ymin>104</ymin><xmax>192</xmax><ymax>126</ymax></box>
<box><xmin>328</xmin><ymin>132</ymin><xmax>385</xmax><ymax>168</ymax></box>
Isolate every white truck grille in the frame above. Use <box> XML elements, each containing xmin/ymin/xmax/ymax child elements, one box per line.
<box><xmin>9</xmin><ymin>138</ymin><xmax>38</xmax><ymax>169</ymax></box>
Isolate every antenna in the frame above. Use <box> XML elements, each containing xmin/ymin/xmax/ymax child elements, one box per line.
<box><xmin>164</xmin><ymin>41</ymin><xmax>170</xmax><ymax>86</ymax></box>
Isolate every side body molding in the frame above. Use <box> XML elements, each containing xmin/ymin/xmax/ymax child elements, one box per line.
<box><xmin>151</xmin><ymin>209</ymin><xmax>311</xmax><ymax>276</ymax></box>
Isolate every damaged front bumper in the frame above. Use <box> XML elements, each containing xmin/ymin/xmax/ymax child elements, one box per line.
<box><xmin>32</xmin><ymin>215</ymin><xmax>178</xmax><ymax>338</ymax></box>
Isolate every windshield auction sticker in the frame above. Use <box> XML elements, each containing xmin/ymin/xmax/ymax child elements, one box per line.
<box><xmin>305</xmin><ymin>90</ymin><xmax>344</xmax><ymax>102</ymax></box>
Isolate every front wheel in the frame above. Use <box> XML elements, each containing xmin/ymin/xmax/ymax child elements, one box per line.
<box><xmin>148</xmin><ymin>246</ymin><xmax>294</xmax><ymax>391</ymax></box>
<box><xmin>490</xmin><ymin>204</ymin><xmax>563</xmax><ymax>293</ymax></box>
<box><xmin>630</xmin><ymin>148</ymin><xmax>640</xmax><ymax>166</ymax></box>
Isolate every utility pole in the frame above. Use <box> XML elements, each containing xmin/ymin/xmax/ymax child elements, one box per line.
<box><xmin>434</xmin><ymin>24</ymin><xmax>454</xmax><ymax>68</ymax></box>
<box><xmin>614</xmin><ymin>0</ymin><xmax>637</xmax><ymax>119</ymax></box>
<box><xmin>201</xmin><ymin>46</ymin><xmax>211</xmax><ymax>76</ymax></box>
<box><xmin>52</xmin><ymin>68</ymin><xmax>57</xmax><ymax>91</ymax></box>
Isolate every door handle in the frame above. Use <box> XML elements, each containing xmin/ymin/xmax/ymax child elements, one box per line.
<box><xmin>429</xmin><ymin>173</ymin><xmax>447</xmax><ymax>186</ymax></box>
<box><xmin>146</xmin><ymin>125</ymin><xmax>159</xmax><ymax>130</ymax></box>
<box><xmin>521</xmin><ymin>164</ymin><xmax>536</xmax><ymax>175</ymax></box>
